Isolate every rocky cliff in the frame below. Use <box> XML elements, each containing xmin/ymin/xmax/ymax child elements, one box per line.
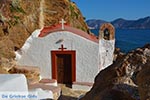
<box><xmin>0</xmin><ymin>0</ymin><xmax>89</xmax><ymax>60</ymax></box>
<box><xmin>81</xmin><ymin>44</ymin><xmax>150</xmax><ymax>100</ymax></box>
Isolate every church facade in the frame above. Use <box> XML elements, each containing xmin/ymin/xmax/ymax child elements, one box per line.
<box><xmin>15</xmin><ymin>23</ymin><xmax>115</xmax><ymax>84</ymax></box>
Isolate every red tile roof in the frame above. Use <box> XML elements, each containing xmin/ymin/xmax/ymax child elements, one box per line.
<box><xmin>38</xmin><ymin>24</ymin><xmax>99</xmax><ymax>43</ymax></box>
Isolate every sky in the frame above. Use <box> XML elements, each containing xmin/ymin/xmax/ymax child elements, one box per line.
<box><xmin>72</xmin><ymin>0</ymin><xmax>150</xmax><ymax>21</ymax></box>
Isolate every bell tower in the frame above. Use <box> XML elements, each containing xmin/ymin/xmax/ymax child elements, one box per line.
<box><xmin>99</xmin><ymin>23</ymin><xmax>115</xmax><ymax>70</ymax></box>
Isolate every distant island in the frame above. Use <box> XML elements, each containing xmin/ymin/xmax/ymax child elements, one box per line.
<box><xmin>86</xmin><ymin>16</ymin><xmax>150</xmax><ymax>29</ymax></box>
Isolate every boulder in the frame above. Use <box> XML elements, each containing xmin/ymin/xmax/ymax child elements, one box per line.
<box><xmin>81</xmin><ymin>44</ymin><xmax>150</xmax><ymax>100</ymax></box>
<box><xmin>80</xmin><ymin>64</ymin><xmax>136</xmax><ymax>100</ymax></box>
<box><xmin>8</xmin><ymin>66</ymin><xmax>40</xmax><ymax>84</ymax></box>
<box><xmin>0</xmin><ymin>67</ymin><xmax>9</xmax><ymax>74</ymax></box>
<box><xmin>0</xmin><ymin>57</ymin><xmax>16</xmax><ymax>71</ymax></box>
<box><xmin>136</xmin><ymin>64</ymin><xmax>150</xmax><ymax>100</ymax></box>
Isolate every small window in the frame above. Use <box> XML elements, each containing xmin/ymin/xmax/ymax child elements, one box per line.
<box><xmin>103</xmin><ymin>28</ymin><xmax>110</xmax><ymax>40</ymax></box>
<box><xmin>100</xmin><ymin>23</ymin><xmax>115</xmax><ymax>40</ymax></box>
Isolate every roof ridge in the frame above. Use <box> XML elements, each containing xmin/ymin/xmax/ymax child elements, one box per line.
<box><xmin>38</xmin><ymin>24</ymin><xmax>99</xmax><ymax>43</ymax></box>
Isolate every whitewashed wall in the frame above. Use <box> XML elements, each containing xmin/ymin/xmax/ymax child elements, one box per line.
<box><xmin>99</xmin><ymin>39</ymin><xmax>115</xmax><ymax>70</ymax></box>
<box><xmin>17</xmin><ymin>31</ymin><xmax>99</xmax><ymax>83</ymax></box>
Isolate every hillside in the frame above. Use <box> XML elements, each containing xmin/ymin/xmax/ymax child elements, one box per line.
<box><xmin>86</xmin><ymin>16</ymin><xmax>150</xmax><ymax>29</ymax></box>
<box><xmin>111</xmin><ymin>16</ymin><xmax>150</xmax><ymax>29</ymax></box>
<box><xmin>0</xmin><ymin>0</ymin><xmax>89</xmax><ymax>60</ymax></box>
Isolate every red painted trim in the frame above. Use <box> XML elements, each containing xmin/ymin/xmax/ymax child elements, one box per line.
<box><xmin>39</xmin><ymin>24</ymin><xmax>99</xmax><ymax>43</ymax></box>
<box><xmin>51</xmin><ymin>50</ymin><xmax>76</xmax><ymax>83</ymax></box>
<box><xmin>51</xmin><ymin>51</ymin><xmax>57</xmax><ymax>79</ymax></box>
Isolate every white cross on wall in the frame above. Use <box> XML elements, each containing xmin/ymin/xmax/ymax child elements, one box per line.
<box><xmin>59</xmin><ymin>19</ymin><xmax>66</xmax><ymax>30</ymax></box>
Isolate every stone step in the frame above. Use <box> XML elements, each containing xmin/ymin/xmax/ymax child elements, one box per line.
<box><xmin>28</xmin><ymin>83</ymin><xmax>61</xmax><ymax>100</ymax></box>
<box><xmin>28</xmin><ymin>83</ymin><xmax>61</xmax><ymax>93</ymax></box>
<box><xmin>72</xmin><ymin>82</ymin><xmax>93</xmax><ymax>91</ymax></box>
<box><xmin>39</xmin><ymin>79</ymin><xmax>57</xmax><ymax>86</ymax></box>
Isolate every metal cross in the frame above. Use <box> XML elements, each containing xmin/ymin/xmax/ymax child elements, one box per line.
<box><xmin>59</xmin><ymin>44</ymin><xmax>67</xmax><ymax>51</ymax></box>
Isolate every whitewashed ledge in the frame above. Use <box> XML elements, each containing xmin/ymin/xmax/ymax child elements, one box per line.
<box><xmin>0</xmin><ymin>74</ymin><xmax>61</xmax><ymax>100</ymax></box>
<box><xmin>0</xmin><ymin>74</ymin><xmax>28</xmax><ymax>92</ymax></box>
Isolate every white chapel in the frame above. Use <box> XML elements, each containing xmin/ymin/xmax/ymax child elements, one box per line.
<box><xmin>15</xmin><ymin>20</ymin><xmax>115</xmax><ymax>85</ymax></box>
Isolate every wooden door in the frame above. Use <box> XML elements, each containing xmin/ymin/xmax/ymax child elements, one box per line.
<box><xmin>57</xmin><ymin>55</ymin><xmax>64</xmax><ymax>83</ymax></box>
<box><xmin>56</xmin><ymin>54</ymin><xmax>72</xmax><ymax>84</ymax></box>
<box><xmin>64</xmin><ymin>54</ymin><xmax>72</xmax><ymax>84</ymax></box>
<box><xmin>51</xmin><ymin>51</ymin><xmax>76</xmax><ymax>84</ymax></box>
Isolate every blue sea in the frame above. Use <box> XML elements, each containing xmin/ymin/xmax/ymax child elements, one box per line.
<box><xmin>91</xmin><ymin>29</ymin><xmax>150</xmax><ymax>53</ymax></box>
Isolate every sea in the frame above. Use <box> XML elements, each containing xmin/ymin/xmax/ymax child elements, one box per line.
<box><xmin>91</xmin><ymin>29</ymin><xmax>150</xmax><ymax>53</ymax></box>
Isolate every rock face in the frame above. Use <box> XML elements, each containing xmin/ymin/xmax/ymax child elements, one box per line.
<box><xmin>0</xmin><ymin>0</ymin><xmax>89</xmax><ymax>60</ymax></box>
<box><xmin>81</xmin><ymin>44</ymin><xmax>150</xmax><ymax>100</ymax></box>
<box><xmin>136</xmin><ymin>64</ymin><xmax>150</xmax><ymax>100</ymax></box>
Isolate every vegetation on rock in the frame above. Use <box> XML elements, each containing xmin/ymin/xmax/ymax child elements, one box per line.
<box><xmin>0</xmin><ymin>0</ymin><xmax>89</xmax><ymax>61</ymax></box>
